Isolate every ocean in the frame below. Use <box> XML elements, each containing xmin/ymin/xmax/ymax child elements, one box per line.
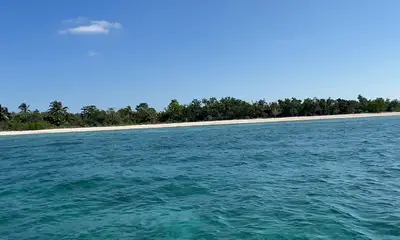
<box><xmin>1</xmin><ymin>117</ymin><xmax>400</xmax><ymax>239</ymax></box>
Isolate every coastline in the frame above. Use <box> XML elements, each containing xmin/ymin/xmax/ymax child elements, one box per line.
<box><xmin>1</xmin><ymin>112</ymin><xmax>399</xmax><ymax>136</ymax></box>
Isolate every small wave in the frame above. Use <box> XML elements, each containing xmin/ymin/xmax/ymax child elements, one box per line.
<box><xmin>1</xmin><ymin>116</ymin><xmax>400</xmax><ymax>239</ymax></box>
<box><xmin>45</xmin><ymin>141</ymin><xmax>83</xmax><ymax>147</ymax></box>
<box><xmin>156</xmin><ymin>182</ymin><xmax>210</xmax><ymax>197</ymax></box>
<box><xmin>49</xmin><ymin>176</ymin><xmax>107</xmax><ymax>193</ymax></box>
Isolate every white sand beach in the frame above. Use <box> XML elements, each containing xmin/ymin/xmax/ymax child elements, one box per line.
<box><xmin>1</xmin><ymin>112</ymin><xmax>399</xmax><ymax>136</ymax></box>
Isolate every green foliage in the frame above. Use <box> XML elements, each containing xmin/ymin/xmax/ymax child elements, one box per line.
<box><xmin>367</xmin><ymin>98</ymin><xmax>387</xmax><ymax>113</ymax></box>
<box><xmin>0</xmin><ymin>94</ymin><xmax>399</xmax><ymax>131</ymax></box>
<box><xmin>6</xmin><ymin>121</ymin><xmax>53</xmax><ymax>131</ymax></box>
<box><xmin>46</xmin><ymin>101</ymin><xmax>69</xmax><ymax>126</ymax></box>
<box><xmin>117</xmin><ymin>106</ymin><xmax>135</xmax><ymax>124</ymax></box>
<box><xmin>81</xmin><ymin>105</ymin><xmax>106</xmax><ymax>126</ymax></box>
<box><xmin>163</xmin><ymin>99</ymin><xmax>184</xmax><ymax>122</ymax></box>
<box><xmin>18</xmin><ymin>103</ymin><xmax>30</xmax><ymax>114</ymax></box>
<box><xmin>135</xmin><ymin>103</ymin><xmax>158</xmax><ymax>124</ymax></box>
<box><xmin>0</xmin><ymin>104</ymin><xmax>10</xmax><ymax>121</ymax></box>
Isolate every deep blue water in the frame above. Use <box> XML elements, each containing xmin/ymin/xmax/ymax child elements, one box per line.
<box><xmin>1</xmin><ymin>117</ymin><xmax>400</xmax><ymax>239</ymax></box>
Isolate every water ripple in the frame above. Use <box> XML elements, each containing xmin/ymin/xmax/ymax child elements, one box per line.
<box><xmin>1</xmin><ymin>117</ymin><xmax>400</xmax><ymax>239</ymax></box>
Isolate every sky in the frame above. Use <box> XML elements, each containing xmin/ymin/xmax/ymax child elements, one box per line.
<box><xmin>1</xmin><ymin>0</ymin><xmax>400</xmax><ymax>112</ymax></box>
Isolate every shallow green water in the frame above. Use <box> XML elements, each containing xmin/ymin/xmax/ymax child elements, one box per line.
<box><xmin>1</xmin><ymin>117</ymin><xmax>400</xmax><ymax>239</ymax></box>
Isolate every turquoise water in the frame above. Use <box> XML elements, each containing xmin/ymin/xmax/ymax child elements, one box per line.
<box><xmin>1</xmin><ymin>117</ymin><xmax>400</xmax><ymax>239</ymax></box>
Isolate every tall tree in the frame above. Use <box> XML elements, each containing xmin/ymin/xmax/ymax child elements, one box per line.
<box><xmin>47</xmin><ymin>101</ymin><xmax>68</xmax><ymax>126</ymax></box>
<box><xmin>357</xmin><ymin>94</ymin><xmax>369</xmax><ymax>112</ymax></box>
<box><xmin>81</xmin><ymin>105</ymin><xmax>106</xmax><ymax>126</ymax></box>
<box><xmin>270</xmin><ymin>102</ymin><xmax>281</xmax><ymax>117</ymax></box>
<box><xmin>164</xmin><ymin>99</ymin><xmax>185</xmax><ymax>122</ymax></box>
<box><xmin>18</xmin><ymin>103</ymin><xmax>31</xmax><ymax>123</ymax></box>
<box><xmin>118</xmin><ymin>106</ymin><xmax>135</xmax><ymax>124</ymax></box>
<box><xmin>105</xmin><ymin>108</ymin><xmax>121</xmax><ymax>125</ymax></box>
<box><xmin>388</xmin><ymin>99</ymin><xmax>400</xmax><ymax>112</ymax></box>
<box><xmin>18</xmin><ymin>103</ymin><xmax>30</xmax><ymax>114</ymax></box>
<box><xmin>135</xmin><ymin>103</ymin><xmax>158</xmax><ymax>123</ymax></box>
<box><xmin>368</xmin><ymin>98</ymin><xmax>387</xmax><ymax>113</ymax></box>
<box><xmin>186</xmin><ymin>99</ymin><xmax>203</xmax><ymax>122</ymax></box>
<box><xmin>253</xmin><ymin>99</ymin><xmax>270</xmax><ymax>118</ymax></box>
<box><xmin>0</xmin><ymin>104</ymin><xmax>9</xmax><ymax>121</ymax></box>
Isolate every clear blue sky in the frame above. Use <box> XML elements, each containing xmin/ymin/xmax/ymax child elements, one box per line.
<box><xmin>1</xmin><ymin>0</ymin><xmax>400</xmax><ymax>112</ymax></box>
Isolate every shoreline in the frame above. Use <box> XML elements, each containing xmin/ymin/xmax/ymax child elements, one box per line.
<box><xmin>1</xmin><ymin>112</ymin><xmax>399</xmax><ymax>136</ymax></box>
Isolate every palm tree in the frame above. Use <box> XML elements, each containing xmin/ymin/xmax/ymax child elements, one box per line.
<box><xmin>18</xmin><ymin>103</ymin><xmax>30</xmax><ymax>114</ymax></box>
<box><xmin>47</xmin><ymin>101</ymin><xmax>68</xmax><ymax>126</ymax></box>
<box><xmin>18</xmin><ymin>103</ymin><xmax>31</xmax><ymax>123</ymax></box>
<box><xmin>0</xmin><ymin>104</ymin><xmax>9</xmax><ymax>121</ymax></box>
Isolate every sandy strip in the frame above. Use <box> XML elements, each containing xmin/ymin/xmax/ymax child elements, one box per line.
<box><xmin>1</xmin><ymin>112</ymin><xmax>400</xmax><ymax>136</ymax></box>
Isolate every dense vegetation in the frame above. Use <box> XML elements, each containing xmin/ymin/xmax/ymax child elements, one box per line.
<box><xmin>0</xmin><ymin>95</ymin><xmax>399</xmax><ymax>131</ymax></box>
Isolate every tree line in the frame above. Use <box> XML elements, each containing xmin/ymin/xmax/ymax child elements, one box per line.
<box><xmin>0</xmin><ymin>95</ymin><xmax>399</xmax><ymax>131</ymax></box>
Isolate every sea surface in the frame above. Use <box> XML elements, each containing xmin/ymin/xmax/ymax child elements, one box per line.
<box><xmin>1</xmin><ymin>117</ymin><xmax>400</xmax><ymax>239</ymax></box>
